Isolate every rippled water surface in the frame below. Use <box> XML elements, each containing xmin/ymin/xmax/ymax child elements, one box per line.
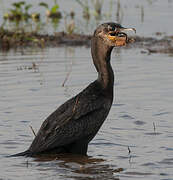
<box><xmin>0</xmin><ymin>46</ymin><xmax>173</xmax><ymax>180</ymax></box>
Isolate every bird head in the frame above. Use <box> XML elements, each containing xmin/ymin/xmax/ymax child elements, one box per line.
<box><xmin>94</xmin><ymin>22</ymin><xmax>136</xmax><ymax>47</ymax></box>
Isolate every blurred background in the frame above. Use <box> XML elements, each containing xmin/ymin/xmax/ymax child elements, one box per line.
<box><xmin>0</xmin><ymin>0</ymin><xmax>173</xmax><ymax>36</ymax></box>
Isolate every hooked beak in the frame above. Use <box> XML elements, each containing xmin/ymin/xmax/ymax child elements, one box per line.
<box><xmin>107</xmin><ymin>27</ymin><xmax>136</xmax><ymax>46</ymax></box>
<box><xmin>119</xmin><ymin>27</ymin><xmax>136</xmax><ymax>34</ymax></box>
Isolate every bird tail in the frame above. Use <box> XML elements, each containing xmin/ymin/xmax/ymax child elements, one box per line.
<box><xmin>9</xmin><ymin>150</ymin><xmax>32</xmax><ymax>157</ymax></box>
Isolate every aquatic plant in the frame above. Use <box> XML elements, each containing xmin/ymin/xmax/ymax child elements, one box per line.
<box><xmin>103</xmin><ymin>0</ymin><xmax>112</xmax><ymax>19</ymax></box>
<box><xmin>31</xmin><ymin>13</ymin><xmax>40</xmax><ymax>22</ymax></box>
<box><xmin>39</xmin><ymin>0</ymin><xmax>62</xmax><ymax>19</ymax></box>
<box><xmin>115</xmin><ymin>0</ymin><xmax>123</xmax><ymax>24</ymax></box>
<box><xmin>64</xmin><ymin>11</ymin><xmax>75</xmax><ymax>34</ymax></box>
<box><xmin>75</xmin><ymin>0</ymin><xmax>90</xmax><ymax>21</ymax></box>
<box><xmin>39</xmin><ymin>0</ymin><xmax>62</xmax><ymax>31</ymax></box>
<box><xmin>75</xmin><ymin>0</ymin><xmax>108</xmax><ymax>21</ymax></box>
<box><xmin>3</xmin><ymin>1</ymin><xmax>32</xmax><ymax>22</ymax></box>
<box><xmin>91</xmin><ymin>0</ymin><xmax>103</xmax><ymax>20</ymax></box>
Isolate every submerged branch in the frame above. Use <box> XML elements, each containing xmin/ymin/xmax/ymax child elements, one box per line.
<box><xmin>29</xmin><ymin>125</ymin><xmax>36</xmax><ymax>137</ymax></box>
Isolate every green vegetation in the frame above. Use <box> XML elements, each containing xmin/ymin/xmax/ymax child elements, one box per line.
<box><xmin>0</xmin><ymin>0</ymin><xmax>114</xmax><ymax>35</ymax></box>
<box><xmin>2</xmin><ymin>0</ymin><xmax>62</xmax><ymax>34</ymax></box>
<box><xmin>75</xmin><ymin>0</ymin><xmax>90</xmax><ymax>21</ymax></box>
<box><xmin>0</xmin><ymin>0</ymin><xmax>172</xmax><ymax>54</ymax></box>
<box><xmin>39</xmin><ymin>0</ymin><xmax>62</xmax><ymax>32</ymax></box>
<box><xmin>3</xmin><ymin>1</ymin><xmax>32</xmax><ymax>22</ymax></box>
<box><xmin>75</xmin><ymin>0</ymin><xmax>104</xmax><ymax>21</ymax></box>
<box><xmin>39</xmin><ymin>0</ymin><xmax>62</xmax><ymax>19</ymax></box>
<box><xmin>0</xmin><ymin>0</ymin><xmax>133</xmax><ymax>50</ymax></box>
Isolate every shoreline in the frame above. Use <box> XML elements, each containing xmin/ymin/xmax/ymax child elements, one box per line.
<box><xmin>0</xmin><ymin>30</ymin><xmax>173</xmax><ymax>54</ymax></box>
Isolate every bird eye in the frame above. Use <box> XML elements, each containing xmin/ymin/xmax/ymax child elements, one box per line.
<box><xmin>108</xmin><ymin>25</ymin><xmax>115</xmax><ymax>32</ymax></box>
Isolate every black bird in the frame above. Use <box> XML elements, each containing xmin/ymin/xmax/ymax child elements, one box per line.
<box><xmin>12</xmin><ymin>22</ymin><xmax>135</xmax><ymax>157</ymax></box>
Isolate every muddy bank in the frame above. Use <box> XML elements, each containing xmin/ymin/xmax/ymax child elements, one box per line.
<box><xmin>0</xmin><ymin>30</ymin><xmax>173</xmax><ymax>54</ymax></box>
<box><xmin>0</xmin><ymin>31</ymin><xmax>92</xmax><ymax>50</ymax></box>
<box><xmin>131</xmin><ymin>35</ymin><xmax>173</xmax><ymax>54</ymax></box>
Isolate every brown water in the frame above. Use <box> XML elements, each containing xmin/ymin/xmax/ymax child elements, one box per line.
<box><xmin>0</xmin><ymin>46</ymin><xmax>173</xmax><ymax>179</ymax></box>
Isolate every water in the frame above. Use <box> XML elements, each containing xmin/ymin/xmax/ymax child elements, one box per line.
<box><xmin>0</xmin><ymin>0</ymin><xmax>173</xmax><ymax>179</ymax></box>
<box><xmin>0</xmin><ymin>0</ymin><xmax>173</xmax><ymax>36</ymax></box>
<box><xmin>0</xmin><ymin>45</ymin><xmax>173</xmax><ymax>179</ymax></box>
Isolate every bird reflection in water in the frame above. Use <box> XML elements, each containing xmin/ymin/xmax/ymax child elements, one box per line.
<box><xmin>32</xmin><ymin>154</ymin><xmax>123</xmax><ymax>180</ymax></box>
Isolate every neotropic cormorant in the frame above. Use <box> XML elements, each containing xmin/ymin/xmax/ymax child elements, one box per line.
<box><xmin>12</xmin><ymin>22</ymin><xmax>135</xmax><ymax>157</ymax></box>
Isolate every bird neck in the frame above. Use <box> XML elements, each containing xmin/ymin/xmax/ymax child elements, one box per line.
<box><xmin>91</xmin><ymin>37</ymin><xmax>114</xmax><ymax>95</ymax></box>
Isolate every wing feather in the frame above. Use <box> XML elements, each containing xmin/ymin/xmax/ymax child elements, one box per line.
<box><xmin>29</xmin><ymin>81</ymin><xmax>109</xmax><ymax>153</ymax></box>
